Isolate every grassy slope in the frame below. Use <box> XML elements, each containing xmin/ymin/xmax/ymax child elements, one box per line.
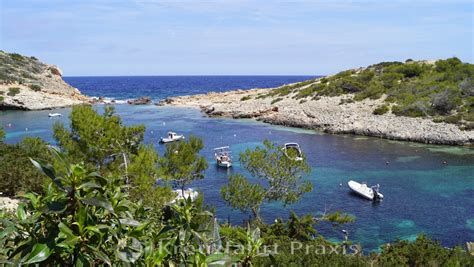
<box><xmin>257</xmin><ymin>58</ymin><xmax>474</xmax><ymax>129</ymax></box>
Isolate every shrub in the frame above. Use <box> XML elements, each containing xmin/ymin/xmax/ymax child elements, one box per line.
<box><xmin>271</xmin><ymin>97</ymin><xmax>283</xmax><ymax>104</ymax></box>
<box><xmin>443</xmin><ymin>114</ymin><xmax>462</xmax><ymax>124</ymax></box>
<box><xmin>431</xmin><ymin>90</ymin><xmax>461</xmax><ymax>115</ymax></box>
<box><xmin>392</xmin><ymin>102</ymin><xmax>427</xmax><ymax>117</ymax></box>
<box><xmin>240</xmin><ymin>95</ymin><xmax>251</xmax><ymax>101</ymax></box>
<box><xmin>29</xmin><ymin>84</ymin><xmax>42</xmax><ymax>92</ymax></box>
<box><xmin>0</xmin><ymin>96</ymin><xmax>4</xmax><ymax>102</ymax></box>
<box><xmin>0</xmin><ymin>91</ymin><xmax>4</xmax><ymax>95</ymax></box>
<box><xmin>435</xmin><ymin>57</ymin><xmax>462</xmax><ymax>72</ymax></box>
<box><xmin>392</xmin><ymin>63</ymin><xmax>425</xmax><ymax>78</ymax></box>
<box><xmin>7</xmin><ymin>87</ymin><xmax>20</xmax><ymax>96</ymax></box>
<box><xmin>357</xmin><ymin>70</ymin><xmax>375</xmax><ymax>83</ymax></box>
<box><xmin>373</xmin><ymin>104</ymin><xmax>390</xmax><ymax>115</ymax></box>
<box><xmin>0</xmin><ymin>137</ymin><xmax>50</xmax><ymax>196</ymax></box>
<box><xmin>9</xmin><ymin>53</ymin><xmax>23</xmax><ymax>61</ymax></box>
<box><xmin>339</xmin><ymin>98</ymin><xmax>354</xmax><ymax>105</ymax></box>
<box><xmin>380</xmin><ymin>72</ymin><xmax>403</xmax><ymax>88</ymax></box>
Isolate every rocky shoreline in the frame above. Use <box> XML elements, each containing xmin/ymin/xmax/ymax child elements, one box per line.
<box><xmin>159</xmin><ymin>88</ymin><xmax>474</xmax><ymax>146</ymax></box>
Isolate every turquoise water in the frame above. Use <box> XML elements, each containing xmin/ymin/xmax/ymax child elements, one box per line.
<box><xmin>1</xmin><ymin>105</ymin><xmax>473</xmax><ymax>252</ymax></box>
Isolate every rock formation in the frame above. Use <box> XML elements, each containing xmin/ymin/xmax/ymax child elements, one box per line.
<box><xmin>0</xmin><ymin>51</ymin><xmax>89</xmax><ymax>110</ymax></box>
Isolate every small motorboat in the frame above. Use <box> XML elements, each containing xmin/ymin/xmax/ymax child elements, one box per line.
<box><xmin>214</xmin><ymin>146</ymin><xmax>232</xmax><ymax>168</ymax></box>
<box><xmin>159</xmin><ymin>131</ymin><xmax>185</xmax><ymax>144</ymax></box>
<box><xmin>48</xmin><ymin>113</ymin><xmax>62</xmax><ymax>118</ymax></box>
<box><xmin>283</xmin><ymin>143</ymin><xmax>303</xmax><ymax>161</ymax></box>
<box><xmin>169</xmin><ymin>188</ymin><xmax>199</xmax><ymax>204</ymax></box>
<box><xmin>348</xmin><ymin>180</ymin><xmax>383</xmax><ymax>201</ymax></box>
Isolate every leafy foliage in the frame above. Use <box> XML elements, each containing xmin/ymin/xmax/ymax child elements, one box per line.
<box><xmin>0</xmin><ymin>137</ymin><xmax>50</xmax><ymax>196</ymax></box>
<box><xmin>159</xmin><ymin>135</ymin><xmax>208</xmax><ymax>193</ymax></box>
<box><xmin>0</xmin><ymin>148</ymin><xmax>232</xmax><ymax>265</ymax></box>
<box><xmin>52</xmin><ymin>105</ymin><xmax>173</xmax><ymax>210</ymax></box>
<box><xmin>221</xmin><ymin>140</ymin><xmax>312</xmax><ymax>220</ymax></box>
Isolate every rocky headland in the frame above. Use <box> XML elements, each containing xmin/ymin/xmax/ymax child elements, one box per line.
<box><xmin>160</xmin><ymin>59</ymin><xmax>474</xmax><ymax>146</ymax></box>
<box><xmin>0</xmin><ymin>51</ymin><xmax>89</xmax><ymax>110</ymax></box>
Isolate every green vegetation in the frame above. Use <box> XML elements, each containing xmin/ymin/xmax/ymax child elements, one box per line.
<box><xmin>159</xmin><ymin>135</ymin><xmax>208</xmax><ymax>193</ymax></box>
<box><xmin>0</xmin><ymin>110</ymin><xmax>473</xmax><ymax>266</ymax></box>
<box><xmin>0</xmin><ymin>96</ymin><xmax>4</xmax><ymax>102</ymax></box>
<box><xmin>240</xmin><ymin>95</ymin><xmax>252</xmax><ymax>101</ymax></box>
<box><xmin>271</xmin><ymin>97</ymin><xmax>283</xmax><ymax>104</ymax></box>
<box><xmin>7</xmin><ymin>87</ymin><xmax>20</xmax><ymax>96</ymax></box>
<box><xmin>53</xmin><ymin>105</ymin><xmax>173</xmax><ymax>210</ymax></box>
<box><xmin>0</xmin><ymin>137</ymin><xmax>50</xmax><ymax>196</ymax></box>
<box><xmin>28</xmin><ymin>84</ymin><xmax>42</xmax><ymax>92</ymax></box>
<box><xmin>265</xmin><ymin>79</ymin><xmax>318</xmax><ymax>97</ymax></box>
<box><xmin>373</xmin><ymin>104</ymin><xmax>390</xmax><ymax>115</ymax></box>
<box><xmin>0</xmin><ymin>51</ymin><xmax>44</xmax><ymax>85</ymax></box>
<box><xmin>221</xmin><ymin>140</ymin><xmax>312</xmax><ymax>220</ymax></box>
<box><xmin>265</xmin><ymin>58</ymin><xmax>474</xmax><ymax>127</ymax></box>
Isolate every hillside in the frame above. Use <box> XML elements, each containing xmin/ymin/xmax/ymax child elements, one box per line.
<box><xmin>161</xmin><ymin>58</ymin><xmax>474</xmax><ymax>145</ymax></box>
<box><xmin>261</xmin><ymin>58</ymin><xmax>474</xmax><ymax>129</ymax></box>
<box><xmin>0</xmin><ymin>51</ymin><xmax>88</xmax><ymax>110</ymax></box>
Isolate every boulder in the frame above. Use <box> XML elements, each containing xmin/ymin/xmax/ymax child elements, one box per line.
<box><xmin>128</xmin><ymin>96</ymin><xmax>152</xmax><ymax>105</ymax></box>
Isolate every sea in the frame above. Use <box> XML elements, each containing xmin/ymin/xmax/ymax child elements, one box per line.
<box><xmin>1</xmin><ymin>76</ymin><xmax>473</xmax><ymax>252</ymax></box>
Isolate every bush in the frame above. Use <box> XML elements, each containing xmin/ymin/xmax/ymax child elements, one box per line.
<box><xmin>0</xmin><ymin>96</ymin><xmax>4</xmax><ymax>102</ymax></box>
<box><xmin>431</xmin><ymin>90</ymin><xmax>461</xmax><ymax>115</ymax></box>
<box><xmin>271</xmin><ymin>97</ymin><xmax>283</xmax><ymax>104</ymax></box>
<box><xmin>7</xmin><ymin>87</ymin><xmax>20</xmax><ymax>96</ymax></box>
<box><xmin>29</xmin><ymin>84</ymin><xmax>42</xmax><ymax>92</ymax></box>
<box><xmin>373</xmin><ymin>104</ymin><xmax>390</xmax><ymax>115</ymax></box>
<box><xmin>392</xmin><ymin>102</ymin><xmax>427</xmax><ymax>117</ymax></box>
<box><xmin>9</xmin><ymin>53</ymin><xmax>24</xmax><ymax>61</ymax></box>
<box><xmin>240</xmin><ymin>95</ymin><xmax>251</xmax><ymax>101</ymax></box>
<box><xmin>392</xmin><ymin>63</ymin><xmax>425</xmax><ymax>78</ymax></box>
<box><xmin>0</xmin><ymin>137</ymin><xmax>50</xmax><ymax>196</ymax></box>
<box><xmin>0</xmin><ymin>91</ymin><xmax>4</xmax><ymax>95</ymax></box>
<box><xmin>443</xmin><ymin>114</ymin><xmax>462</xmax><ymax>124</ymax></box>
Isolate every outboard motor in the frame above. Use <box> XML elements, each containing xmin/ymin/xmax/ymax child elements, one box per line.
<box><xmin>372</xmin><ymin>184</ymin><xmax>381</xmax><ymax>201</ymax></box>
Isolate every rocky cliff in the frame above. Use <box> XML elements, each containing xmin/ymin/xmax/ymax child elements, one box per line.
<box><xmin>0</xmin><ymin>51</ymin><xmax>88</xmax><ymax>110</ymax></box>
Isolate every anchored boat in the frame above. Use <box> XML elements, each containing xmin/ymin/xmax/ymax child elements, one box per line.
<box><xmin>348</xmin><ymin>180</ymin><xmax>383</xmax><ymax>201</ymax></box>
<box><xmin>283</xmin><ymin>143</ymin><xmax>303</xmax><ymax>161</ymax></box>
<box><xmin>169</xmin><ymin>188</ymin><xmax>199</xmax><ymax>204</ymax></box>
<box><xmin>160</xmin><ymin>131</ymin><xmax>185</xmax><ymax>144</ymax></box>
<box><xmin>214</xmin><ymin>146</ymin><xmax>232</xmax><ymax>168</ymax></box>
<box><xmin>48</xmin><ymin>113</ymin><xmax>62</xmax><ymax>117</ymax></box>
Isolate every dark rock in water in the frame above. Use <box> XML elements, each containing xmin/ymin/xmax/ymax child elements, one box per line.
<box><xmin>156</xmin><ymin>98</ymin><xmax>174</xmax><ymax>106</ymax></box>
<box><xmin>128</xmin><ymin>96</ymin><xmax>151</xmax><ymax>105</ymax></box>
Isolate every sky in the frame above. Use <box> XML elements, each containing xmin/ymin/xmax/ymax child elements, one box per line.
<box><xmin>0</xmin><ymin>0</ymin><xmax>473</xmax><ymax>76</ymax></box>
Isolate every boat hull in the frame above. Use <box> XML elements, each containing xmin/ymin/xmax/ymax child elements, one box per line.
<box><xmin>217</xmin><ymin>160</ymin><xmax>232</xmax><ymax>168</ymax></box>
<box><xmin>348</xmin><ymin>180</ymin><xmax>383</xmax><ymax>200</ymax></box>
<box><xmin>160</xmin><ymin>136</ymin><xmax>185</xmax><ymax>143</ymax></box>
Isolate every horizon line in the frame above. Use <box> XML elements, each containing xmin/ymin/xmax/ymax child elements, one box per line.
<box><xmin>63</xmin><ymin>74</ymin><xmax>324</xmax><ymax>78</ymax></box>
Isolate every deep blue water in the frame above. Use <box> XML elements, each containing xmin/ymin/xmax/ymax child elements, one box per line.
<box><xmin>1</xmin><ymin>76</ymin><xmax>473</xmax><ymax>252</ymax></box>
<box><xmin>64</xmin><ymin>76</ymin><xmax>316</xmax><ymax>101</ymax></box>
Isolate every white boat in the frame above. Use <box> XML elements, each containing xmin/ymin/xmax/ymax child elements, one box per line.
<box><xmin>48</xmin><ymin>113</ymin><xmax>62</xmax><ymax>117</ymax></box>
<box><xmin>283</xmin><ymin>143</ymin><xmax>303</xmax><ymax>161</ymax></box>
<box><xmin>214</xmin><ymin>146</ymin><xmax>232</xmax><ymax>168</ymax></box>
<box><xmin>169</xmin><ymin>188</ymin><xmax>199</xmax><ymax>204</ymax></box>
<box><xmin>160</xmin><ymin>131</ymin><xmax>185</xmax><ymax>143</ymax></box>
<box><xmin>348</xmin><ymin>180</ymin><xmax>383</xmax><ymax>201</ymax></box>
